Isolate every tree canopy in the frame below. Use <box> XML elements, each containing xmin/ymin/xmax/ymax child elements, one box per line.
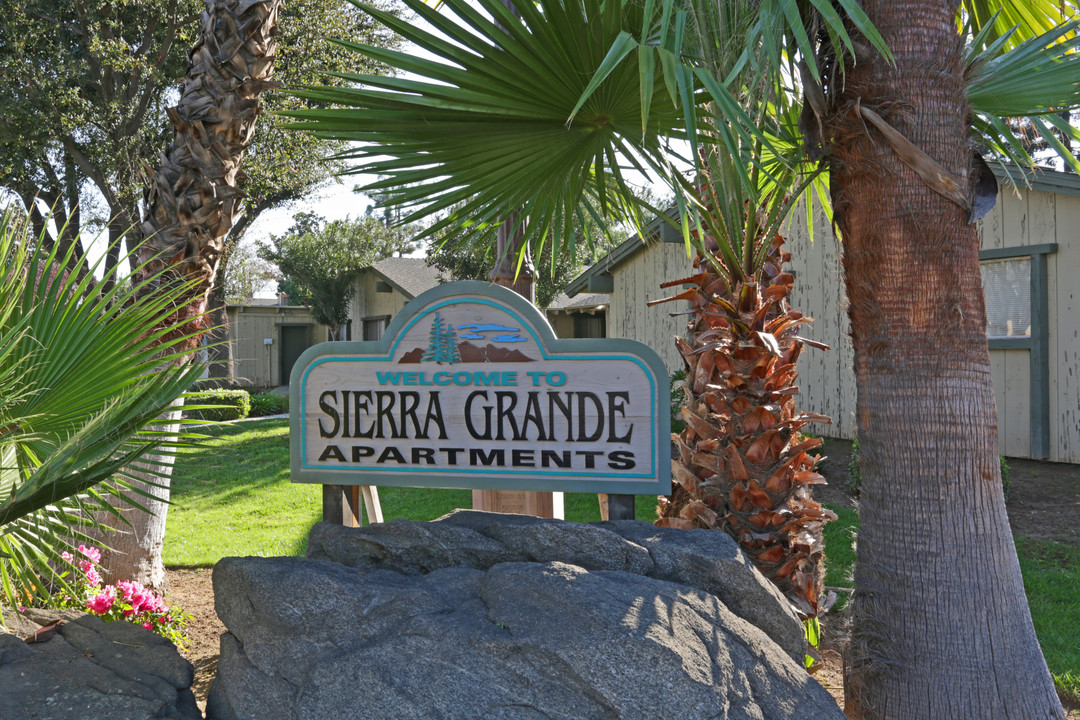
<box><xmin>0</xmin><ymin>0</ymin><xmax>400</xmax><ymax>277</ymax></box>
<box><xmin>258</xmin><ymin>212</ymin><xmax>419</xmax><ymax>338</ymax></box>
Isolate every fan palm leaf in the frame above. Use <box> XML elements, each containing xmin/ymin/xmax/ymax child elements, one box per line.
<box><xmin>0</xmin><ymin>210</ymin><xmax>205</xmax><ymax>608</ymax></box>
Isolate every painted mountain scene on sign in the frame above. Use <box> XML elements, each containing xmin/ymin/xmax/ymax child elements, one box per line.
<box><xmin>399</xmin><ymin>312</ymin><xmax>534</xmax><ymax>363</ymax></box>
<box><xmin>400</xmin><ymin>342</ymin><xmax>533</xmax><ymax>363</ymax></box>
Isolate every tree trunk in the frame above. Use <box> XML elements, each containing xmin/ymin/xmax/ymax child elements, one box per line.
<box><xmin>97</xmin><ymin>0</ymin><xmax>282</xmax><ymax>588</ymax></box>
<box><xmin>827</xmin><ymin>2</ymin><xmax>1064</xmax><ymax>717</ymax></box>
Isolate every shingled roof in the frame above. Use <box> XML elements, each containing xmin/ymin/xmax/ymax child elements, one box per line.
<box><xmin>369</xmin><ymin>256</ymin><xmax>444</xmax><ymax>299</ymax></box>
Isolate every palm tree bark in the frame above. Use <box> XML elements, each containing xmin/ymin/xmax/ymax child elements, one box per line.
<box><xmin>827</xmin><ymin>2</ymin><xmax>1064</xmax><ymax>717</ymax></box>
<box><xmin>99</xmin><ymin>0</ymin><xmax>282</xmax><ymax>588</ymax></box>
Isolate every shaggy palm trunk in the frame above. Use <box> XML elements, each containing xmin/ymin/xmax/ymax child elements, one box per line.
<box><xmin>827</xmin><ymin>1</ymin><xmax>1064</xmax><ymax>717</ymax></box>
<box><xmin>99</xmin><ymin>0</ymin><xmax>282</xmax><ymax>588</ymax></box>
<box><xmin>655</xmin><ymin>235</ymin><xmax>834</xmax><ymax>626</ymax></box>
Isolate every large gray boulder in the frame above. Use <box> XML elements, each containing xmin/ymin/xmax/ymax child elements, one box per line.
<box><xmin>308</xmin><ymin>510</ymin><xmax>803</xmax><ymax>660</ymax></box>
<box><xmin>0</xmin><ymin>613</ymin><xmax>200</xmax><ymax>720</ymax></box>
<box><xmin>208</xmin><ymin>513</ymin><xmax>840</xmax><ymax>720</ymax></box>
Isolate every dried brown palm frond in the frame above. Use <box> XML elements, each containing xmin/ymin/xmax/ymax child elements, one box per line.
<box><xmin>136</xmin><ymin>0</ymin><xmax>283</xmax><ymax>352</ymax></box>
<box><xmin>654</xmin><ymin>232</ymin><xmax>835</xmax><ymax>622</ymax></box>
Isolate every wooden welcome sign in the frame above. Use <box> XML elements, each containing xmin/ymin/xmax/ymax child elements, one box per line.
<box><xmin>289</xmin><ymin>281</ymin><xmax>670</xmax><ymax>507</ymax></box>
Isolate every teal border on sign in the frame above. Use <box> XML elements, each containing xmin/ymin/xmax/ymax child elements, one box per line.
<box><xmin>289</xmin><ymin>281</ymin><xmax>671</xmax><ymax>495</ymax></box>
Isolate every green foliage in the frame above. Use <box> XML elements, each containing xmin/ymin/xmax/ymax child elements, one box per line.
<box><xmin>185</xmin><ymin>390</ymin><xmax>252</xmax><ymax>422</ymax></box>
<box><xmin>223</xmin><ymin>243</ymin><xmax>276</xmax><ymax>303</ymax></box>
<box><xmin>0</xmin><ymin>0</ymin><xmax>403</xmax><ymax>274</ymax></box>
<box><xmin>669</xmin><ymin>370</ymin><xmax>688</xmax><ymax>434</ymax></box>
<box><xmin>258</xmin><ymin>212</ymin><xmax>419</xmax><ymax>338</ymax></box>
<box><xmin>0</xmin><ymin>210</ymin><xmax>204</xmax><ymax>608</ymax></box>
<box><xmin>249</xmin><ymin>391</ymin><xmax>289</xmax><ymax>418</ymax></box>
<box><xmin>426</xmin><ymin>200</ymin><xmax>633</xmax><ymax>308</ymax></box>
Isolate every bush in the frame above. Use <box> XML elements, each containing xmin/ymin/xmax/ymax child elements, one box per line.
<box><xmin>670</xmin><ymin>369</ymin><xmax>687</xmax><ymax>434</ymax></box>
<box><xmin>186</xmin><ymin>389</ymin><xmax>251</xmax><ymax>422</ymax></box>
<box><xmin>250</xmin><ymin>391</ymin><xmax>289</xmax><ymax>417</ymax></box>
<box><xmin>847</xmin><ymin>436</ymin><xmax>1012</xmax><ymax>499</ymax></box>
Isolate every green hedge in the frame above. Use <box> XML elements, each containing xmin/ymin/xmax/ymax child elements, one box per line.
<box><xmin>250</xmin><ymin>391</ymin><xmax>289</xmax><ymax>417</ymax></box>
<box><xmin>186</xmin><ymin>389</ymin><xmax>251</xmax><ymax>422</ymax></box>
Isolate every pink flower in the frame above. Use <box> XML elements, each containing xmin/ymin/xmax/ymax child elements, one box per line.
<box><xmin>60</xmin><ymin>551</ymin><xmax>73</xmax><ymax>563</ymax></box>
<box><xmin>84</xmin><ymin>567</ymin><xmax>102</xmax><ymax>587</ymax></box>
<box><xmin>77</xmin><ymin>545</ymin><xmax>102</xmax><ymax>564</ymax></box>
<box><xmin>142</xmin><ymin>622</ymin><xmax>153</xmax><ymax>630</ymax></box>
<box><xmin>79</xmin><ymin>560</ymin><xmax>93</xmax><ymax>574</ymax></box>
<box><xmin>86</xmin><ymin>586</ymin><xmax>117</xmax><ymax>614</ymax></box>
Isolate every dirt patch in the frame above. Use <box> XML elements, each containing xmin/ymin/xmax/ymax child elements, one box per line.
<box><xmin>165</xmin><ymin>568</ymin><xmax>225</xmax><ymax>713</ymax></box>
<box><xmin>815</xmin><ymin>438</ymin><xmax>1080</xmax><ymax>545</ymax></box>
<box><xmin>166</xmin><ymin>442</ymin><xmax>1079</xmax><ymax>714</ymax></box>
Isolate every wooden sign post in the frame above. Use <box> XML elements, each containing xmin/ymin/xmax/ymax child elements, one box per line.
<box><xmin>290</xmin><ymin>281</ymin><xmax>670</xmax><ymax>522</ymax></box>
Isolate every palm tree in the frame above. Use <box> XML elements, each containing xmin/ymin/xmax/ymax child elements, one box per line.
<box><xmin>101</xmin><ymin>0</ymin><xmax>283</xmax><ymax>587</ymax></box>
<box><xmin>0</xmin><ymin>209</ymin><xmax>203</xmax><ymax>610</ymax></box>
<box><xmin>812</xmin><ymin>3</ymin><xmax>1078</xmax><ymax>716</ymax></box>
<box><xmin>284</xmin><ymin>0</ymin><xmax>1080</xmax><ymax>714</ymax></box>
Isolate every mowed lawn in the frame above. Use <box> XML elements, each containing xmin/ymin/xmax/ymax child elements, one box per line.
<box><xmin>164</xmin><ymin>418</ymin><xmax>1079</xmax><ymax>705</ymax></box>
<box><xmin>163</xmin><ymin>417</ymin><xmax>655</xmax><ymax>565</ymax></box>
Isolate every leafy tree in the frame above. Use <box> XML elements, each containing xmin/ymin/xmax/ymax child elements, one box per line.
<box><xmin>0</xmin><ymin>209</ymin><xmax>203</xmax><ymax>609</ymax></box>
<box><xmin>223</xmin><ymin>242</ymin><xmax>276</xmax><ymax>303</ymax></box>
<box><xmin>259</xmin><ymin>212</ymin><xmax>420</xmax><ymax>340</ymax></box>
<box><xmin>0</xmin><ymin>0</ymin><xmax>399</xmax><ymax>284</ymax></box>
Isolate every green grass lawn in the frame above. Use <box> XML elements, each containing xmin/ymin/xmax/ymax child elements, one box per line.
<box><xmin>164</xmin><ymin>418</ymin><xmax>1078</xmax><ymax>705</ymax></box>
<box><xmin>163</xmin><ymin>418</ymin><xmax>654</xmax><ymax>565</ymax></box>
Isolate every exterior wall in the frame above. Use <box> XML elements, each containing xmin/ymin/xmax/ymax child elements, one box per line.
<box><xmin>227</xmin><ymin>306</ymin><xmax>329</xmax><ymax>388</ymax></box>
<box><xmin>787</xmin><ymin>187</ymin><xmax>1080</xmax><ymax>462</ymax></box>
<box><xmin>785</xmin><ymin>205</ymin><xmax>857</xmax><ymax>441</ymax></box>
<box><xmin>351</xmin><ymin>272</ymin><xmax>412</xmax><ymax>337</ymax></box>
<box><xmin>599</xmin><ymin>184</ymin><xmax>1079</xmax><ymax>463</ymax></box>
<box><xmin>548</xmin><ymin>312</ymin><xmax>575</xmax><ymax>338</ymax></box>
<box><xmin>980</xmin><ymin>187</ymin><xmax>1080</xmax><ymax>463</ymax></box>
<box><xmin>608</xmin><ymin>241</ymin><xmax>692</xmax><ymax>374</ymax></box>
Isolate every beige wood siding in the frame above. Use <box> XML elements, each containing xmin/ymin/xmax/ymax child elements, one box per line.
<box><xmin>227</xmin><ymin>306</ymin><xmax>329</xmax><ymax>388</ymax></box>
<box><xmin>596</xmin><ymin>183</ymin><xmax>1078</xmax><ymax>463</ymax></box>
<box><xmin>786</xmin><ymin>204</ymin><xmax>857</xmax><ymax>440</ymax></box>
<box><xmin>979</xmin><ymin>187</ymin><xmax>1080</xmax><ymax>463</ymax></box>
<box><xmin>608</xmin><ymin>241</ymin><xmax>692</xmax><ymax>375</ymax></box>
<box><xmin>351</xmin><ymin>272</ymin><xmax>413</xmax><ymax>336</ymax></box>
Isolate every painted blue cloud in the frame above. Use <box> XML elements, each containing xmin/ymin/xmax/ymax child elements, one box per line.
<box><xmin>459</xmin><ymin>333</ymin><xmax>484</xmax><ymax>340</ymax></box>
<box><xmin>457</xmin><ymin>324</ymin><xmax>520</xmax><ymax>333</ymax></box>
<box><xmin>492</xmin><ymin>335</ymin><xmax>527</xmax><ymax>343</ymax></box>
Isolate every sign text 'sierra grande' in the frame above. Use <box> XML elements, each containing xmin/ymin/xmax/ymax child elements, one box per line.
<box><xmin>290</xmin><ymin>282</ymin><xmax>670</xmax><ymax>495</ymax></box>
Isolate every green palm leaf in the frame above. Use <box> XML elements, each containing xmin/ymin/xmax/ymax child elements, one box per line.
<box><xmin>281</xmin><ymin>0</ymin><xmax>690</xmax><ymax>253</ymax></box>
<box><xmin>0</xmin><ymin>209</ymin><xmax>205</xmax><ymax>608</ymax></box>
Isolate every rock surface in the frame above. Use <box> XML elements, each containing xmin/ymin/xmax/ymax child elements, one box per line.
<box><xmin>0</xmin><ymin>613</ymin><xmax>200</xmax><ymax>720</ymax></box>
<box><xmin>208</xmin><ymin>512</ymin><xmax>841</xmax><ymax>720</ymax></box>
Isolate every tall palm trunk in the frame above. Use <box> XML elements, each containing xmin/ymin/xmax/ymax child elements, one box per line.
<box><xmin>827</xmin><ymin>1</ymin><xmax>1063</xmax><ymax>717</ymax></box>
<box><xmin>99</xmin><ymin>0</ymin><xmax>282</xmax><ymax>588</ymax></box>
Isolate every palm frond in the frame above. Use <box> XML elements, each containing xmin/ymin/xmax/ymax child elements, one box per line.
<box><xmin>0</xmin><ymin>209</ymin><xmax>205</xmax><ymax>607</ymax></box>
<box><xmin>280</xmin><ymin>0</ymin><xmax>690</xmax><ymax>256</ymax></box>
<box><xmin>967</xmin><ymin>19</ymin><xmax>1080</xmax><ymax>173</ymax></box>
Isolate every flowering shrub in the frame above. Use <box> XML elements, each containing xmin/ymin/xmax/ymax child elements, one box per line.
<box><xmin>29</xmin><ymin>545</ymin><xmax>190</xmax><ymax>650</ymax></box>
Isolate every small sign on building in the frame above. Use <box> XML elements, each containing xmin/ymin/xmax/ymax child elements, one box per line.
<box><xmin>290</xmin><ymin>281</ymin><xmax>670</xmax><ymax>495</ymax></box>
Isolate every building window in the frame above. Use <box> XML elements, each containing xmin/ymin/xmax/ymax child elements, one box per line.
<box><xmin>573</xmin><ymin>314</ymin><xmax>606</xmax><ymax>339</ymax></box>
<box><xmin>363</xmin><ymin>316</ymin><xmax>390</xmax><ymax>341</ymax></box>
<box><xmin>981</xmin><ymin>257</ymin><xmax>1031</xmax><ymax>338</ymax></box>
